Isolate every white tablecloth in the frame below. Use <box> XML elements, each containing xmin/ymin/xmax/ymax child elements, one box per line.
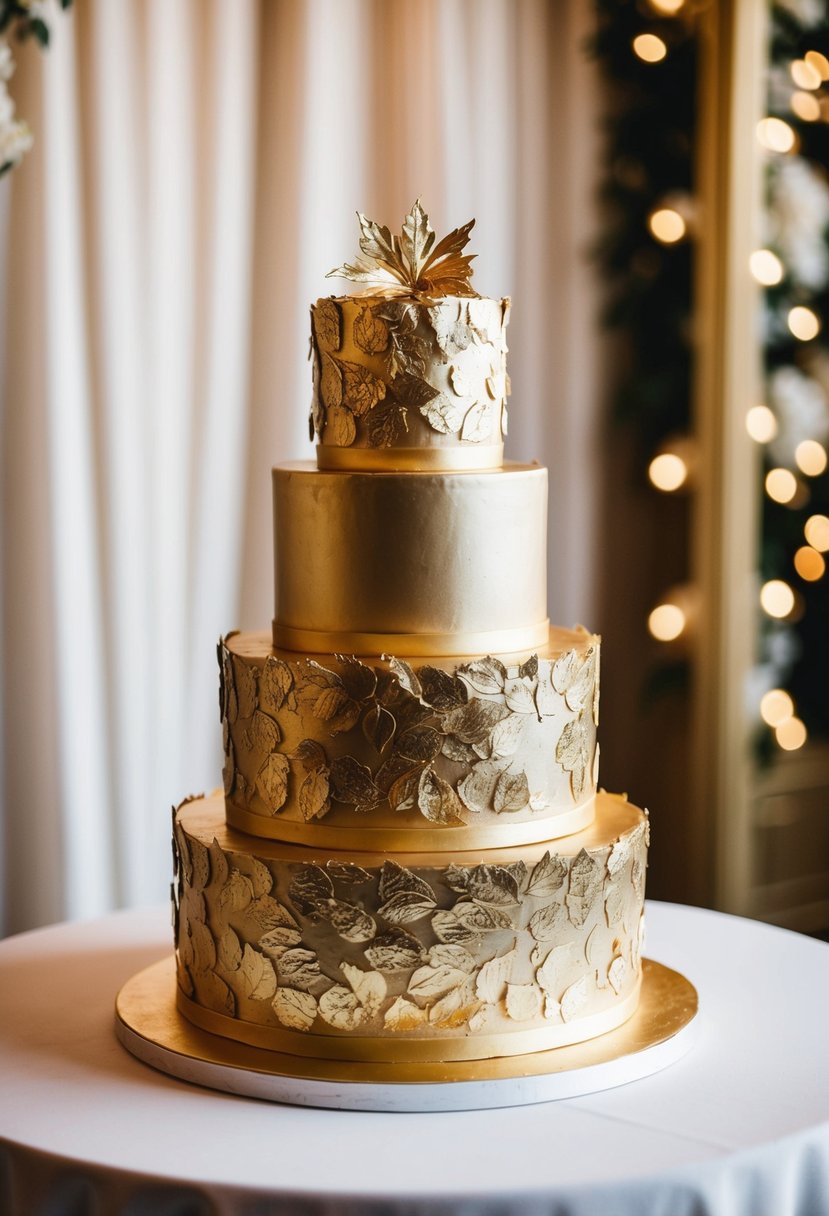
<box><xmin>1</xmin><ymin>901</ymin><xmax>828</xmax><ymax>1215</ymax></box>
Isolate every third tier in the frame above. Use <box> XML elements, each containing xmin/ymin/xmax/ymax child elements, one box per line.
<box><xmin>272</xmin><ymin>462</ymin><xmax>549</xmax><ymax>657</ymax></box>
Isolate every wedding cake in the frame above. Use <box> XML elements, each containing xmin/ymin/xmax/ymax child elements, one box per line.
<box><xmin>171</xmin><ymin>203</ymin><xmax>648</xmax><ymax>1067</ymax></box>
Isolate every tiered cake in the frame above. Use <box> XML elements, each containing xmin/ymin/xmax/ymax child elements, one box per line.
<box><xmin>171</xmin><ymin>203</ymin><xmax>649</xmax><ymax>1068</ymax></box>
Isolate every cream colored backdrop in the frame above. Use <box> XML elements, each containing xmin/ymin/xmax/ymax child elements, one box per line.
<box><xmin>0</xmin><ymin>0</ymin><xmax>601</xmax><ymax>935</ymax></box>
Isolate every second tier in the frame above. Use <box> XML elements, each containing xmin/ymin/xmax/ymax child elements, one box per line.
<box><xmin>272</xmin><ymin>462</ymin><xmax>549</xmax><ymax>656</ymax></box>
<box><xmin>221</xmin><ymin>627</ymin><xmax>599</xmax><ymax>850</ymax></box>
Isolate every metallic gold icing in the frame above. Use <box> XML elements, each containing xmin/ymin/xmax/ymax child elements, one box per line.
<box><xmin>272</xmin><ymin>463</ymin><xmax>546</xmax><ymax>649</ymax></box>
<box><xmin>172</xmin><ymin>792</ymin><xmax>648</xmax><ymax>1063</ymax></box>
<box><xmin>221</xmin><ymin>627</ymin><xmax>600</xmax><ymax>850</ymax></box>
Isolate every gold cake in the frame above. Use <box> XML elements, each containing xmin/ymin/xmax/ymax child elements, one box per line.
<box><xmin>172</xmin><ymin>202</ymin><xmax>649</xmax><ymax>1065</ymax></box>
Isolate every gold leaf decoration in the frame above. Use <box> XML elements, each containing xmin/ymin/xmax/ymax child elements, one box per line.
<box><xmin>608</xmin><ymin>954</ymin><xmax>627</xmax><ymax>995</ymax></box>
<box><xmin>313</xmin><ymin>299</ymin><xmax>341</xmax><ymax>351</ymax></box>
<box><xmin>395</xmin><ymin>724</ymin><xmax>442</xmax><ymax>763</ymax></box>
<box><xmin>258</xmin><ymin>925</ymin><xmax>302</xmax><ymax>951</ymax></box>
<box><xmin>255</xmin><ymin>753</ymin><xmax>289</xmax><ymax>812</ymax></box>
<box><xmin>289</xmin><ymin>865</ymin><xmax>334</xmax><ymax>913</ymax></box>
<box><xmin>341</xmin><ymin>962</ymin><xmax>387</xmax><ymax>1018</ymax></box>
<box><xmin>421</xmin><ymin>392</ymin><xmax>465</xmax><ymax>435</ymax></box>
<box><xmin>273</xmin><ymin>987</ymin><xmax>317</xmax><ymax>1031</ymax></box>
<box><xmin>327</xmin><ymin>861</ymin><xmax>371</xmax><ymax>884</ymax></box>
<box><xmin>193</xmin><ymin>970</ymin><xmax>235</xmax><ymax>1017</ymax></box>
<box><xmin>249</xmin><ymin>710</ymin><xmax>281</xmax><ymax>754</ymax></box>
<box><xmin>384</xmin><ymin>995</ymin><xmax>428</xmax><ymax>1031</ymax></box>
<box><xmin>329</xmin><ymin>755</ymin><xmax>381</xmax><ymax>809</ymax></box>
<box><xmin>365</xmin><ymin>929</ymin><xmax>426</xmax><ymax>972</ymax></box>
<box><xmin>218</xmin><ymin>927</ymin><xmax>242</xmax><ymax>972</ymax></box>
<box><xmin>248</xmin><ymin>857</ymin><xmax>274</xmax><ymax>899</ymax></box>
<box><xmin>208</xmin><ymin>838</ymin><xmax>229</xmax><ymax>889</ymax></box>
<box><xmin>299</xmin><ymin>768</ymin><xmax>331</xmax><ymax>822</ymax></box>
<box><xmin>293</xmin><ymin>739</ymin><xmax>328</xmax><ymax>772</ymax></box>
<box><xmin>457</xmin><ymin>760</ymin><xmax>501</xmax><ymax>814</ymax></box>
<box><xmin>441</xmin><ymin>735</ymin><xmax>477</xmax><ymax>763</ymax></box>
<box><xmin>526</xmin><ymin>852</ymin><xmax>568</xmax><ymax>898</ymax></box>
<box><xmin>219</xmin><ymin>869</ymin><xmax>255</xmax><ymax>913</ymax></box>
<box><xmin>464</xmin><ymin>864</ymin><xmax>521</xmax><ymax>907</ymax></box>
<box><xmin>489</xmin><ymin>714</ymin><xmax>524</xmax><ymax>758</ymax></box>
<box><xmin>566</xmin><ymin>850</ymin><xmax>601</xmax><ymax>928</ymax></box>
<box><xmin>277</xmin><ymin>947</ymin><xmax>322</xmax><ymax>990</ymax></box>
<box><xmin>536</xmin><ymin>944</ymin><xmax>573</xmax><ymax>996</ymax></box>
<box><xmin>364</xmin><ymin>401</ymin><xmax>407</xmax><ymax>448</ymax></box>
<box><xmin>556</xmin><ymin>712</ymin><xmax>591</xmax><ymax>801</ymax></box>
<box><xmin>315</xmin><ymin>898</ymin><xmax>376</xmax><ymax>943</ymax></box>
<box><xmin>318</xmin><ymin>984</ymin><xmax>364</xmax><ymax>1031</ymax></box>
<box><xmin>429</xmin><ymin>984</ymin><xmax>479</xmax><ymax>1029</ymax></box>
<box><xmin>325</xmin><ymin>404</ymin><xmax>356</xmax><ymax>447</ymax></box>
<box><xmin>362</xmin><ymin>704</ymin><xmax>396</xmax><ymax>754</ymax></box>
<box><xmin>451</xmin><ymin>901</ymin><xmax>514</xmax><ymax>932</ymax></box>
<box><xmin>431</xmin><ymin>910</ymin><xmax>480</xmax><ymax>945</ymax></box>
<box><xmin>457</xmin><ymin>656</ymin><xmax>507</xmax><ymax>696</ymax></box>
<box><xmin>605</xmin><ymin>882</ymin><xmax>626</xmax><ymax>927</ymax></box>
<box><xmin>353</xmin><ymin>305</ymin><xmax>389</xmax><ymax>354</ymax></box>
<box><xmin>528</xmin><ymin>900</ymin><xmax>566</xmax><ymax>942</ymax></box>
<box><xmin>238</xmin><ymin>945</ymin><xmax>277</xmax><ymax>1001</ymax></box>
<box><xmin>493</xmin><ymin>769</ymin><xmax>530</xmax><ymax>814</ymax></box>
<box><xmin>418</xmin><ymin>666</ymin><xmax>467</xmax><ymax>711</ymax></box>
<box><xmin>407</xmin><ymin>962</ymin><xmax>469</xmax><ymax>1003</ymax></box>
<box><xmin>506</xmin><ymin>983</ymin><xmax>543</xmax><ymax>1022</ymax></box>
<box><xmin>388</xmin><ymin>656</ymin><xmax>422</xmax><ymax>699</ymax></box>
<box><xmin>337</xmin><ymin>656</ymin><xmax>378</xmax><ymax>701</ymax></box>
<box><xmin>387</xmin><ymin>765</ymin><xmax>423</xmax><ymax>812</ymax></box>
<box><xmin>390</xmin><ymin>372</ymin><xmax>439</xmax><ymax>411</ymax></box>
<box><xmin>417</xmin><ymin>767</ymin><xmax>467</xmax><ymax>825</ymax></box>
<box><xmin>504</xmin><ymin>678</ymin><xmax>537</xmax><ymax>716</ymax></box>
<box><xmin>320</xmin><ymin>353</ymin><xmax>343</xmax><ymax>409</ymax></box>
<box><xmin>378</xmin><ymin>860</ymin><xmax>437</xmax><ymax>924</ymax></box>
<box><xmin>475</xmin><ymin>948</ymin><xmax>517</xmax><ymax>1004</ymax></box>
<box><xmin>442</xmin><ymin>698</ymin><xmax>509</xmax><ymax>745</ymax></box>
<box><xmin>428</xmin><ymin>304</ymin><xmax>475</xmax><ymax>356</ymax></box>
<box><xmin>232</xmin><ymin>656</ymin><xmax>258</xmax><ymax>720</ymax></box>
<box><xmin>552</xmin><ymin>646</ymin><xmax>597</xmax><ymax>715</ymax></box>
<box><xmin>327</xmin><ymin>200</ymin><xmax>478</xmax><ymax>300</ymax></box>
<box><xmin>248</xmin><ymin>894</ymin><xmax>298</xmax><ymax>934</ymax></box>
<box><xmin>561</xmin><ymin>976</ymin><xmax>589</xmax><ymax>1022</ymax></box>
<box><xmin>189</xmin><ymin>920</ymin><xmax>217</xmax><ymax>973</ymax></box>
<box><xmin>335</xmin><ymin>357</ymin><xmax>387</xmax><ymax>416</ymax></box>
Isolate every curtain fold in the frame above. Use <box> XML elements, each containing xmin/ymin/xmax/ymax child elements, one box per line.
<box><xmin>0</xmin><ymin>0</ymin><xmax>601</xmax><ymax>935</ymax></box>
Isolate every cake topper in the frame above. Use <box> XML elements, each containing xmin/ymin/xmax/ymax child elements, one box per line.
<box><xmin>327</xmin><ymin>199</ymin><xmax>479</xmax><ymax>299</ymax></box>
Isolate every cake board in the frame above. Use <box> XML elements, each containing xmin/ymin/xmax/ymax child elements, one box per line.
<box><xmin>115</xmin><ymin>956</ymin><xmax>698</xmax><ymax>1112</ymax></box>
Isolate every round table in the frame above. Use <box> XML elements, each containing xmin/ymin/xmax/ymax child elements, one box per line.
<box><xmin>1</xmin><ymin>902</ymin><xmax>828</xmax><ymax>1216</ymax></box>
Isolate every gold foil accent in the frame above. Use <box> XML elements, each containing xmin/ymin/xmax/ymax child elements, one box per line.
<box><xmin>225</xmin><ymin>800</ymin><xmax>596</xmax><ymax>852</ymax></box>
<box><xmin>174</xmin><ymin>981</ymin><xmax>641</xmax><ymax>1062</ymax></box>
<box><xmin>316</xmin><ymin>443</ymin><xmax>504</xmax><ymax>472</ymax></box>
<box><xmin>116</xmin><ymin>957</ymin><xmax>697</xmax><ymax>1087</ymax></box>
<box><xmin>326</xmin><ymin>200</ymin><xmax>479</xmax><ymax>299</ymax></box>
<box><xmin>272</xmin><ymin>621</ymin><xmax>552</xmax><ymax>659</ymax></box>
<box><xmin>272</xmin><ymin>463</ymin><xmax>547</xmax><ymax>643</ymax></box>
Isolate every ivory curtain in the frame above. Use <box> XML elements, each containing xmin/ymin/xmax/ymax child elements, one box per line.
<box><xmin>0</xmin><ymin>0</ymin><xmax>602</xmax><ymax>935</ymax></box>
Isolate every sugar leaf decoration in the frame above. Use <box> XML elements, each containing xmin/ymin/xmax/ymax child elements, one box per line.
<box><xmin>327</xmin><ymin>199</ymin><xmax>479</xmax><ymax>299</ymax></box>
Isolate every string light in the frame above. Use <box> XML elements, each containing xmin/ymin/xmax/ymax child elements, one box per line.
<box><xmin>633</xmin><ymin>33</ymin><xmax>667</xmax><ymax>63</ymax></box>
<box><xmin>794</xmin><ymin>546</ymin><xmax>826</xmax><ymax>581</ymax></box>
<box><xmin>776</xmin><ymin>717</ymin><xmax>807</xmax><ymax>750</ymax></box>
<box><xmin>765</xmin><ymin>467</ymin><xmax>798</xmax><ymax>503</ymax></box>
<box><xmin>791</xmin><ymin>58</ymin><xmax>822</xmax><ymax>89</ymax></box>
<box><xmin>804</xmin><ymin>514</ymin><xmax>829</xmax><ymax>551</ymax></box>
<box><xmin>788</xmin><ymin>306</ymin><xmax>820</xmax><ymax>340</ymax></box>
<box><xmin>648</xmin><ymin>452</ymin><xmax>687</xmax><ymax>491</ymax></box>
<box><xmin>648</xmin><ymin>602</ymin><xmax>686</xmax><ymax>641</ymax></box>
<box><xmin>746</xmin><ymin>404</ymin><xmax>778</xmax><ymax>443</ymax></box>
<box><xmin>805</xmin><ymin>50</ymin><xmax>829</xmax><ymax>80</ymax></box>
<box><xmin>648</xmin><ymin>0</ymin><xmax>684</xmax><ymax>12</ymax></box>
<box><xmin>760</xmin><ymin>688</ymin><xmax>795</xmax><ymax>727</ymax></box>
<box><xmin>760</xmin><ymin>579</ymin><xmax>795</xmax><ymax>618</ymax></box>
<box><xmin>757</xmin><ymin>117</ymin><xmax>796</xmax><ymax>153</ymax></box>
<box><xmin>794</xmin><ymin>439</ymin><xmax>827</xmax><ymax>477</ymax></box>
<box><xmin>648</xmin><ymin>207</ymin><xmax>686</xmax><ymax>243</ymax></box>
<box><xmin>791</xmin><ymin>91</ymin><xmax>821</xmax><ymax>122</ymax></box>
<box><xmin>750</xmin><ymin>249</ymin><xmax>784</xmax><ymax>285</ymax></box>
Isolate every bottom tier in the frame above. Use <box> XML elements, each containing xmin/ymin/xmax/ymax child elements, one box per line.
<box><xmin>173</xmin><ymin>792</ymin><xmax>648</xmax><ymax>1064</ymax></box>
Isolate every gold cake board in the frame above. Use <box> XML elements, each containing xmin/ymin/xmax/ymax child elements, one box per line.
<box><xmin>115</xmin><ymin>957</ymin><xmax>698</xmax><ymax>1112</ymax></box>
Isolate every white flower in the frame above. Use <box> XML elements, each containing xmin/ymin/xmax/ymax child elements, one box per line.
<box><xmin>0</xmin><ymin>118</ymin><xmax>33</xmax><ymax>171</ymax></box>
<box><xmin>0</xmin><ymin>82</ymin><xmax>15</xmax><ymax>128</ymax></box>
<box><xmin>768</xmin><ymin>364</ymin><xmax>829</xmax><ymax>466</ymax></box>
<box><xmin>769</xmin><ymin>158</ymin><xmax>829</xmax><ymax>292</ymax></box>
<box><xmin>0</xmin><ymin>41</ymin><xmax>15</xmax><ymax>83</ymax></box>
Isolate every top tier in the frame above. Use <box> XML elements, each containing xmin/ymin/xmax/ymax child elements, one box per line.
<box><xmin>310</xmin><ymin>202</ymin><xmax>509</xmax><ymax>472</ymax></box>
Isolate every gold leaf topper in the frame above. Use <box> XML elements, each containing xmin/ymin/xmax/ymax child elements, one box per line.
<box><xmin>327</xmin><ymin>199</ymin><xmax>478</xmax><ymax>299</ymax></box>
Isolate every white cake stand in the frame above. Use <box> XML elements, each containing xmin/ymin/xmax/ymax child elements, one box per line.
<box><xmin>115</xmin><ymin>956</ymin><xmax>698</xmax><ymax>1112</ymax></box>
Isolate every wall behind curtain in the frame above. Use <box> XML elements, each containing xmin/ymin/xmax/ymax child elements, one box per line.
<box><xmin>0</xmin><ymin>0</ymin><xmax>602</xmax><ymax>936</ymax></box>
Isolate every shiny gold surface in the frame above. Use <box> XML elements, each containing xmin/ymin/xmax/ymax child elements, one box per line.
<box><xmin>272</xmin><ymin>462</ymin><xmax>547</xmax><ymax>643</ymax></box>
<box><xmin>317</xmin><ymin>444</ymin><xmax>504</xmax><ymax>472</ymax></box>
<box><xmin>117</xmin><ymin>957</ymin><xmax>696</xmax><ymax>1084</ymax></box>
<box><xmin>175</xmin><ymin>982</ymin><xmax>641</xmax><ymax>1062</ymax></box>
<box><xmin>272</xmin><ymin>620</ymin><xmax>552</xmax><ymax>661</ymax></box>
<box><xmin>225</xmin><ymin>798</ymin><xmax>595</xmax><ymax>851</ymax></box>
